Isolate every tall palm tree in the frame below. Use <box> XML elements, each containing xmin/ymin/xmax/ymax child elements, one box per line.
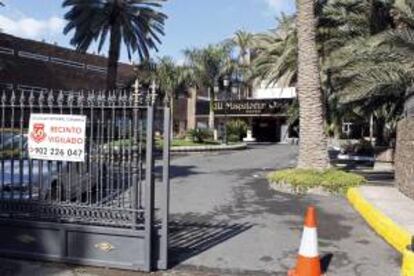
<box><xmin>63</xmin><ymin>0</ymin><xmax>167</xmax><ymax>90</ymax></box>
<box><xmin>227</xmin><ymin>30</ymin><xmax>255</xmax><ymax>98</ymax></box>
<box><xmin>143</xmin><ymin>56</ymin><xmax>191</xmax><ymax>136</ymax></box>
<box><xmin>296</xmin><ymin>0</ymin><xmax>329</xmax><ymax>169</ymax></box>
<box><xmin>228</xmin><ymin>30</ymin><xmax>254</xmax><ymax>67</ymax></box>
<box><xmin>253</xmin><ymin>15</ymin><xmax>297</xmax><ymax>87</ymax></box>
<box><xmin>183</xmin><ymin>45</ymin><xmax>229</xmax><ymax>130</ymax></box>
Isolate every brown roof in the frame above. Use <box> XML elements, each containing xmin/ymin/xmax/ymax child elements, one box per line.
<box><xmin>0</xmin><ymin>33</ymin><xmax>135</xmax><ymax>91</ymax></box>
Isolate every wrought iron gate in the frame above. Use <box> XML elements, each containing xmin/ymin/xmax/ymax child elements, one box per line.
<box><xmin>0</xmin><ymin>89</ymin><xmax>170</xmax><ymax>271</ymax></box>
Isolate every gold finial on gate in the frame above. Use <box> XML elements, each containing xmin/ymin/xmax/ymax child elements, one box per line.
<box><xmin>17</xmin><ymin>234</ymin><xmax>36</xmax><ymax>244</ymax></box>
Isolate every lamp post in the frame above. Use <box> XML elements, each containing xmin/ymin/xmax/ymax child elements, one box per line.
<box><xmin>231</xmin><ymin>78</ymin><xmax>240</xmax><ymax>100</ymax></box>
<box><xmin>223</xmin><ymin>76</ymin><xmax>230</xmax><ymax>145</ymax></box>
<box><xmin>213</xmin><ymin>79</ymin><xmax>220</xmax><ymax>141</ymax></box>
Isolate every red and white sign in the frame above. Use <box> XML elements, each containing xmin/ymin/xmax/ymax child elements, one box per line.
<box><xmin>28</xmin><ymin>114</ymin><xmax>86</xmax><ymax>162</ymax></box>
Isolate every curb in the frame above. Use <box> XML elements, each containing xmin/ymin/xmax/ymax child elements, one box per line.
<box><xmin>402</xmin><ymin>248</ymin><xmax>414</xmax><ymax>276</ymax></box>
<box><xmin>347</xmin><ymin>187</ymin><xmax>411</xmax><ymax>254</ymax></box>
<box><xmin>171</xmin><ymin>143</ymin><xmax>247</xmax><ymax>153</ymax></box>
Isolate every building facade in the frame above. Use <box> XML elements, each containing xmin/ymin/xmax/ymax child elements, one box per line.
<box><xmin>184</xmin><ymin>82</ymin><xmax>296</xmax><ymax>143</ymax></box>
<box><xmin>0</xmin><ymin>33</ymin><xmax>135</xmax><ymax>92</ymax></box>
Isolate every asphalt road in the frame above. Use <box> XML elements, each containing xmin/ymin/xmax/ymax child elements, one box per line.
<box><xmin>169</xmin><ymin>144</ymin><xmax>400</xmax><ymax>275</ymax></box>
<box><xmin>0</xmin><ymin>144</ymin><xmax>400</xmax><ymax>276</ymax></box>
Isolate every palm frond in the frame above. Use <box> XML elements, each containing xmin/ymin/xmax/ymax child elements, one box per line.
<box><xmin>338</xmin><ymin>65</ymin><xmax>414</xmax><ymax>103</ymax></box>
<box><xmin>62</xmin><ymin>0</ymin><xmax>167</xmax><ymax>60</ymax></box>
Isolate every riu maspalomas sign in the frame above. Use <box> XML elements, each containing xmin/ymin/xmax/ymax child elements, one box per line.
<box><xmin>213</xmin><ymin>99</ymin><xmax>292</xmax><ymax>115</ymax></box>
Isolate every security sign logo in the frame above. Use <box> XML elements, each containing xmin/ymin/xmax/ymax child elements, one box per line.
<box><xmin>30</xmin><ymin>123</ymin><xmax>47</xmax><ymax>143</ymax></box>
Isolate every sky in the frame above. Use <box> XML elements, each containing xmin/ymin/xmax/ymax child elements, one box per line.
<box><xmin>0</xmin><ymin>0</ymin><xmax>295</xmax><ymax>64</ymax></box>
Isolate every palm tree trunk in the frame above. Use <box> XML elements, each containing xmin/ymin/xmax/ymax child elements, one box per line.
<box><xmin>297</xmin><ymin>0</ymin><xmax>329</xmax><ymax>169</ymax></box>
<box><xmin>170</xmin><ymin>94</ymin><xmax>175</xmax><ymax>140</ymax></box>
<box><xmin>208</xmin><ymin>87</ymin><xmax>215</xmax><ymax>129</ymax></box>
<box><xmin>106</xmin><ymin>25</ymin><xmax>121</xmax><ymax>91</ymax></box>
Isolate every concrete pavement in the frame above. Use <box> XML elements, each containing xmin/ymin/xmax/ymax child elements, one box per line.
<box><xmin>349</xmin><ymin>185</ymin><xmax>414</xmax><ymax>255</ymax></box>
<box><xmin>359</xmin><ymin>186</ymin><xmax>414</xmax><ymax>235</ymax></box>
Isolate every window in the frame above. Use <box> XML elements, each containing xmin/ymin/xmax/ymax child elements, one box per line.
<box><xmin>18</xmin><ymin>51</ymin><xmax>49</xmax><ymax>62</ymax></box>
<box><xmin>0</xmin><ymin>82</ymin><xmax>13</xmax><ymax>90</ymax></box>
<box><xmin>0</xmin><ymin>47</ymin><xmax>14</xmax><ymax>55</ymax></box>
<box><xmin>86</xmin><ymin>64</ymin><xmax>107</xmax><ymax>74</ymax></box>
<box><xmin>17</xmin><ymin>85</ymin><xmax>48</xmax><ymax>94</ymax></box>
<box><xmin>342</xmin><ymin>122</ymin><xmax>353</xmax><ymax>136</ymax></box>
<box><xmin>51</xmin><ymin>57</ymin><xmax>85</xmax><ymax>69</ymax></box>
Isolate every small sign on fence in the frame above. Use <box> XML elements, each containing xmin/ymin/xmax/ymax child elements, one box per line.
<box><xmin>28</xmin><ymin>114</ymin><xmax>87</xmax><ymax>162</ymax></box>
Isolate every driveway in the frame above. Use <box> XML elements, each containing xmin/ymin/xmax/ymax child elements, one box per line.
<box><xmin>169</xmin><ymin>144</ymin><xmax>400</xmax><ymax>275</ymax></box>
<box><xmin>0</xmin><ymin>144</ymin><xmax>400</xmax><ymax>276</ymax></box>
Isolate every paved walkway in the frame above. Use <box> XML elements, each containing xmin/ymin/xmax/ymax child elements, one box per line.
<box><xmin>359</xmin><ymin>186</ymin><xmax>414</xmax><ymax>234</ymax></box>
<box><xmin>349</xmin><ymin>184</ymin><xmax>414</xmax><ymax>256</ymax></box>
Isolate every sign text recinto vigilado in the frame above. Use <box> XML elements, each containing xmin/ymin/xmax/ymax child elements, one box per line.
<box><xmin>28</xmin><ymin>114</ymin><xmax>87</xmax><ymax>162</ymax></box>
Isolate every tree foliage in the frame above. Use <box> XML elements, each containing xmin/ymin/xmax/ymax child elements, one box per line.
<box><xmin>63</xmin><ymin>0</ymin><xmax>167</xmax><ymax>90</ymax></box>
<box><xmin>249</xmin><ymin>0</ymin><xmax>414</xmax><ymax>145</ymax></box>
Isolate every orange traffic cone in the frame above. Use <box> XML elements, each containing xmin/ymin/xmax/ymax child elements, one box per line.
<box><xmin>288</xmin><ymin>206</ymin><xmax>321</xmax><ymax>276</ymax></box>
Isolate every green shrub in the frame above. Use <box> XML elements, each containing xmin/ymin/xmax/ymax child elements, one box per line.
<box><xmin>227</xmin><ymin>134</ymin><xmax>241</xmax><ymax>143</ymax></box>
<box><xmin>187</xmin><ymin>128</ymin><xmax>213</xmax><ymax>143</ymax></box>
<box><xmin>267</xmin><ymin>168</ymin><xmax>366</xmax><ymax>194</ymax></box>
<box><xmin>226</xmin><ymin>119</ymin><xmax>247</xmax><ymax>142</ymax></box>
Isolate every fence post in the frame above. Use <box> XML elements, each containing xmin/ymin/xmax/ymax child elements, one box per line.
<box><xmin>159</xmin><ymin>99</ymin><xmax>171</xmax><ymax>269</ymax></box>
<box><xmin>144</xmin><ymin>82</ymin><xmax>156</xmax><ymax>271</ymax></box>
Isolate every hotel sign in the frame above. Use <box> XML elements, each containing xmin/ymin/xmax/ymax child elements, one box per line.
<box><xmin>212</xmin><ymin>99</ymin><xmax>292</xmax><ymax>115</ymax></box>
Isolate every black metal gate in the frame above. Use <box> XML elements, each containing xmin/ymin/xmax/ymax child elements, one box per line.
<box><xmin>0</xmin><ymin>88</ymin><xmax>170</xmax><ymax>271</ymax></box>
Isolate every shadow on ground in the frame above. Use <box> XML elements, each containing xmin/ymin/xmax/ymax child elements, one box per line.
<box><xmin>358</xmin><ymin>171</ymin><xmax>395</xmax><ymax>183</ymax></box>
<box><xmin>154</xmin><ymin>164</ymin><xmax>202</xmax><ymax>180</ymax></box>
<box><xmin>168</xmin><ymin>217</ymin><xmax>253</xmax><ymax>268</ymax></box>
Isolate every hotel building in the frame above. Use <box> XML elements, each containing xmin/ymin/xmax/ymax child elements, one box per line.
<box><xmin>0</xmin><ymin>33</ymin><xmax>135</xmax><ymax>92</ymax></box>
<box><xmin>184</xmin><ymin>82</ymin><xmax>296</xmax><ymax>143</ymax></box>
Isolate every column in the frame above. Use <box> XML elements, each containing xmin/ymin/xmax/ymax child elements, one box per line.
<box><xmin>243</xmin><ymin>117</ymin><xmax>256</xmax><ymax>142</ymax></box>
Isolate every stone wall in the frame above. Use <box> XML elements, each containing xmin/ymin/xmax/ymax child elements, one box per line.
<box><xmin>395</xmin><ymin>118</ymin><xmax>414</xmax><ymax>199</ymax></box>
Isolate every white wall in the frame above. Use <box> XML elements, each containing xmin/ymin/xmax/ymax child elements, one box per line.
<box><xmin>252</xmin><ymin>82</ymin><xmax>296</xmax><ymax>99</ymax></box>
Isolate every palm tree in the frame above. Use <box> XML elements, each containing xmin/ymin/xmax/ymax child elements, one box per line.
<box><xmin>151</xmin><ymin>56</ymin><xmax>193</xmax><ymax>136</ymax></box>
<box><xmin>332</xmin><ymin>29</ymin><xmax>414</xmax><ymax>143</ymax></box>
<box><xmin>253</xmin><ymin>15</ymin><xmax>297</xmax><ymax>87</ymax></box>
<box><xmin>183</xmin><ymin>45</ymin><xmax>229</xmax><ymax>130</ymax></box>
<box><xmin>226</xmin><ymin>30</ymin><xmax>255</xmax><ymax>98</ymax></box>
<box><xmin>228</xmin><ymin>30</ymin><xmax>254</xmax><ymax>66</ymax></box>
<box><xmin>62</xmin><ymin>0</ymin><xmax>167</xmax><ymax>90</ymax></box>
<box><xmin>296</xmin><ymin>0</ymin><xmax>329</xmax><ymax>169</ymax></box>
<box><xmin>250</xmin><ymin>0</ymin><xmax>411</xmax><ymax>146</ymax></box>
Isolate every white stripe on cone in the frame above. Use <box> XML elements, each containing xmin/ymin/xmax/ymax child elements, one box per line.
<box><xmin>298</xmin><ymin>226</ymin><xmax>319</xmax><ymax>258</ymax></box>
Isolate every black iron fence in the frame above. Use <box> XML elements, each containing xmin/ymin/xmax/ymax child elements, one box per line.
<box><xmin>0</xmin><ymin>89</ymin><xmax>171</xmax><ymax>271</ymax></box>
